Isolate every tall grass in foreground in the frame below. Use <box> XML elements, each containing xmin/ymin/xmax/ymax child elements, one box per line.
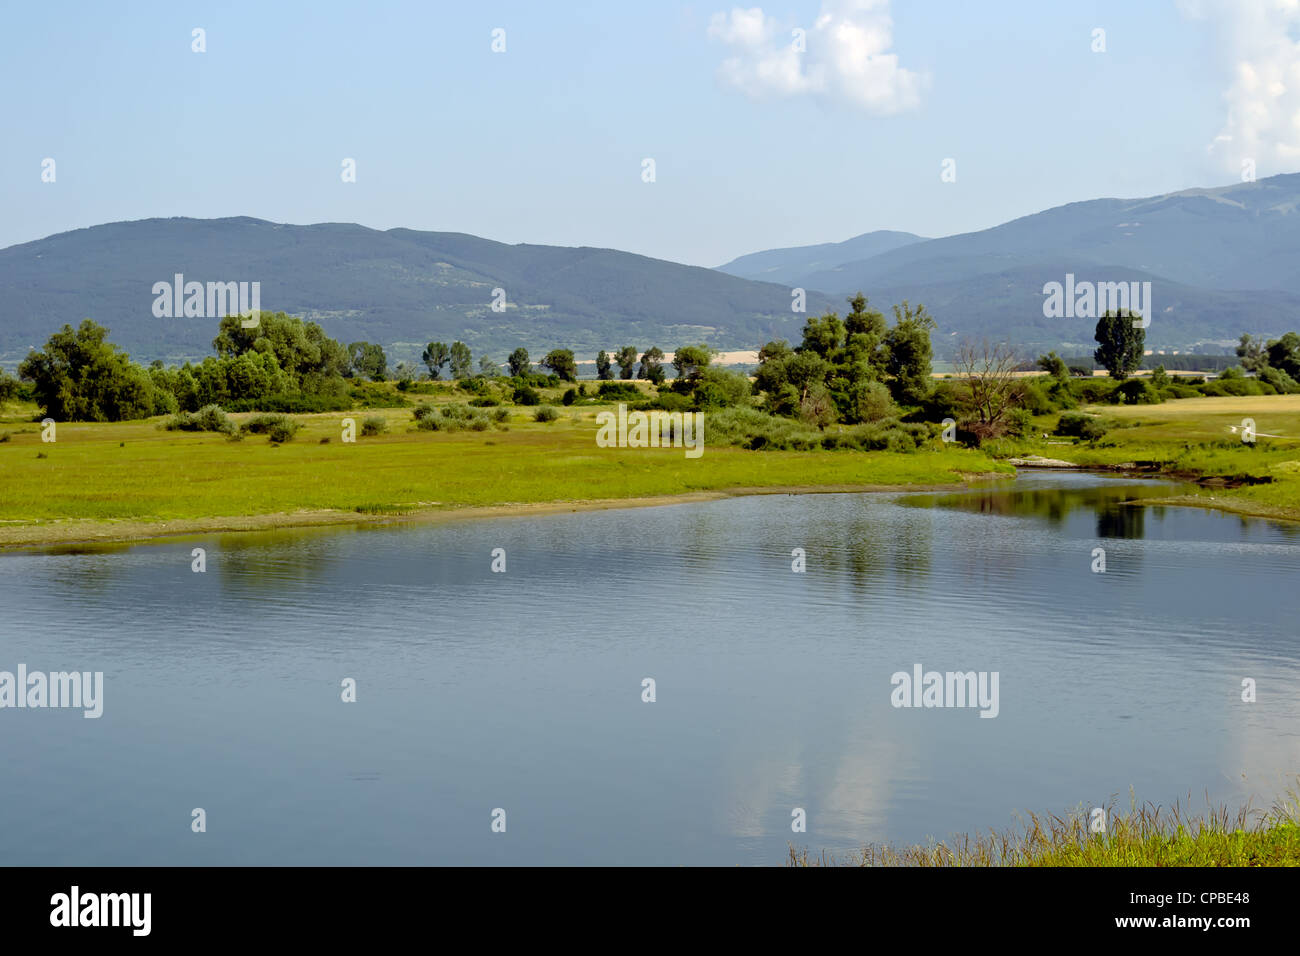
<box><xmin>789</xmin><ymin>789</ymin><xmax>1300</xmax><ymax>866</ymax></box>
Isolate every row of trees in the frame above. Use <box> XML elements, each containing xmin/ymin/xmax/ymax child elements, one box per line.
<box><xmin>17</xmin><ymin>313</ymin><xmax>354</xmax><ymax>421</ymax></box>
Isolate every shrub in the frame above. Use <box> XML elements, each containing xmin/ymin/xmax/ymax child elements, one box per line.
<box><xmin>267</xmin><ymin>420</ymin><xmax>300</xmax><ymax>443</ymax></box>
<box><xmin>360</xmin><ymin>416</ymin><xmax>387</xmax><ymax>436</ymax></box>
<box><xmin>491</xmin><ymin>407</ymin><xmax>510</xmax><ymax>423</ymax></box>
<box><xmin>163</xmin><ymin>404</ymin><xmax>236</xmax><ymax>435</ymax></box>
<box><xmin>562</xmin><ymin>388</ymin><xmax>577</xmax><ymax>406</ymax></box>
<box><xmin>241</xmin><ymin>413</ymin><xmax>296</xmax><ymax>434</ymax></box>
<box><xmin>412</xmin><ymin>403</ymin><xmax>437</xmax><ymax>422</ymax></box>
<box><xmin>534</xmin><ymin>405</ymin><xmax>559</xmax><ymax>422</ymax></box>
<box><xmin>1114</xmin><ymin>379</ymin><xmax>1162</xmax><ymax>405</ymax></box>
<box><xmin>1004</xmin><ymin>407</ymin><xmax>1034</xmax><ymax>437</ymax></box>
<box><xmin>470</xmin><ymin>397</ymin><xmax>500</xmax><ymax>407</ymax></box>
<box><xmin>513</xmin><ymin>385</ymin><xmax>541</xmax><ymax>406</ymax></box>
<box><xmin>1056</xmin><ymin>412</ymin><xmax>1108</xmax><ymax>441</ymax></box>
<box><xmin>597</xmin><ymin>381</ymin><xmax>642</xmax><ymax>401</ymax></box>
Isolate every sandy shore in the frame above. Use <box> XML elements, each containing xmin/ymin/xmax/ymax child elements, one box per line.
<box><xmin>0</xmin><ymin>479</ymin><xmax>1001</xmax><ymax>550</ymax></box>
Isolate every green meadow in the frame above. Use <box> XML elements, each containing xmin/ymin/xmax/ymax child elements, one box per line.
<box><xmin>995</xmin><ymin>393</ymin><xmax>1300</xmax><ymax>522</ymax></box>
<box><xmin>0</xmin><ymin>398</ymin><xmax>1006</xmax><ymax>546</ymax></box>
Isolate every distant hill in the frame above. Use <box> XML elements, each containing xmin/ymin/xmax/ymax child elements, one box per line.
<box><xmin>0</xmin><ymin>218</ymin><xmax>836</xmax><ymax>366</ymax></box>
<box><xmin>722</xmin><ymin>174</ymin><xmax>1300</xmax><ymax>353</ymax></box>
<box><xmin>715</xmin><ymin>230</ymin><xmax>926</xmax><ymax>286</ymax></box>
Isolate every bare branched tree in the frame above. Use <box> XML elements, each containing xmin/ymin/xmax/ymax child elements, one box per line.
<box><xmin>953</xmin><ymin>340</ymin><xmax>1024</xmax><ymax>440</ymax></box>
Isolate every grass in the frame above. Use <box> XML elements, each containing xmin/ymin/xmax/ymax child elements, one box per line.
<box><xmin>996</xmin><ymin>394</ymin><xmax>1300</xmax><ymax>521</ymax></box>
<box><xmin>0</xmin><ymin>400</ymin><xmax>1008</xmax><ymax>544</ymax></box>
<box><xmin>789</xmin><ymin>789</ymin><xmax>1300</xmax><ymax>866</ymax></box>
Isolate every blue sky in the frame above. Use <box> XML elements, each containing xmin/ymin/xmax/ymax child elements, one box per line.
<box><xmin>2</xmin><ymin>1</ymin><xmax>1295</xmax><ymax>266</ymax></box>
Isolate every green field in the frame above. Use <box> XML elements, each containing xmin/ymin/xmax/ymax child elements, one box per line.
<box><xmin>1002</xmin><ymin>394</ymin><xmax>1300</xmax><ymax>521</ymax></box>
<box><xmin>0</xmin><ymin>399</ymin><xmax>1007</xmax><ymax>547</ymax></box>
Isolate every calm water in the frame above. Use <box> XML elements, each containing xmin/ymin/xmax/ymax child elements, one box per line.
<box><xmin>1</xmin><ymin>470</ymin><xmax>1298</xmax><ymax>865</ymax></box>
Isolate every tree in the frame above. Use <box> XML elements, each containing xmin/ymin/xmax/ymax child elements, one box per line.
<box><xmin>449</xmin><ymin>341</ymin><xmax>473</xmax><ymax>379</ymax></box>
<box><xmin>671</xmin><ymin>344</ymin><xmax>714</xmax><ymax>383</ymax></box>
<box><xmin>508</xmin><ymin>347</ymin><xmax>530</xmax><ymax>378</ymax></box>
<box><xmin>478</xmin><ymin>355</ymin><xmax>499</xmax><ymax>377</ymax></box>
<box><xmin>595</xmin><ymin>350</ymin><xmax>613</xmax><ymax>380</ymax></box>
<box><xmin>883</xmin><ymin>301</ymin><xmax>934</xmax><ymax>405</ymax></box>
<box><xmin>540</xmin><ymin>349</ymin><xmax>577</xmax><ymax>381</ymax></box>
<box><xmin>1265</xmin><ymin>332</ymin><xmax>1300</xmax><ymax>380</ymax></box>
<box><xmin>799</xmin><ymin>313</ymin><xmax>845</xmax><ymax>359</ymax></box>
<box><xmin>1036</xmin><ymin>351</ymin><xmax>1069</xmax><ymax>380</ymax></box>
<box><xmin>213</xmin><ymin>312</ymin><xmax>349</xmax><ymax>391</ymax></box>
<box><xmin>347</xmin><ymin>341</ymin><xmax>388</xmax><ymax>381</ymax></box>
<box><xmin>19</xmin><ymin>319</ymin><xmax>158</xmax><ymax>421</ymax></box>
<box><xmin>954</xmin><ymin>340</ymin><xmax>1023</xmax><ymax>442</ymax></box>
<box><xmin>422</xmin><ymin>341</ymin><xmax>450</xmax><ymax>379</ymax></box>
<box><xmin>1094</xmin><ymin>310</ymin><xmax>1145</xmax><ymax>380</ymax></box>
<box><xmin>615</xmin><ymin>346</ymin><xmax>638</xmax><ymax>380</ymax></box>
<box><xmin>639</xmin><ymin>347</ymin><xmax>665</xmax><ymax>385</ymax></box>
<box><xmin>1237</xmin><ymin>334</ymin><xmax>1268</xmax><ymax>373</ymax></box>
<box><xmin>0</xmin><ymin>370</ymin><xmax>20</xmax><ymax>403</ymax></box>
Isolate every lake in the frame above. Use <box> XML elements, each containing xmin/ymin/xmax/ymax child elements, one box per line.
<box><xmin>1</xmin><ymin>470</ymin><xmax>1298</xmax><ymax>865</ymax></box>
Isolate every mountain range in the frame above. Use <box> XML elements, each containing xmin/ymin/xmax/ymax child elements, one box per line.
<box><xmin>4</xmin><ymin>174</ymin><xmax>1300</xmax><ymax>367</ymax></box>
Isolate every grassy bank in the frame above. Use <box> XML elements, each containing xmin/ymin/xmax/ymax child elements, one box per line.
<box><xmin>0</xmin><ymin>400</ymin><xmax>1008</xmax><ymax>547</ymax></box>
<box><xmin>789</xmin><ymin>791</ymin><xmax>1300</xmax><ymax>866</ymax></box>
<box><xmin>990</xmin><ymin>394</ymin><xmax>1300</xmax><ymax>521</ymax></box>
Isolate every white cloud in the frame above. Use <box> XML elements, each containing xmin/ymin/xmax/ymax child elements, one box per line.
<box><xmin>707</xmin><ymin>1</ymin><xmax>927</xmax><ymax>114</ymax></box>
<box><xmin>1181</xmin><ymin>0</ymin><xmax>1300</xmax><ymax>174</ymax></box>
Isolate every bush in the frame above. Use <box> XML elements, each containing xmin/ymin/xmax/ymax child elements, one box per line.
<box><xmin>562</xmin><ymin>388</ymin><xmax>577</xmax><ymax>406</ymax></box>
<box><xmin>1004</xmin><ymin>407</ymin><xmax>1034</xmax><ymax>437</ymax></box>
<box><xmin>597</xmin><ymin>381</ymin><xmax>642</xmax><ymax>401</ymax></box>
<box><xmin>163</xmin><ymin>404</ymin><xmax>236</xmax><ymax>435</ymax></box>
<box><xmin>513</xmin><ymin>385</ymin><xmax>541</xmax><ymax>406</ymax></box>
<box><xmin>534</xmin><ymin>405</ymin><xmax>559</xmax><ymax>422</ymax></box>
<box><xmin>470</xmin><ymin>397</ymin><xmax>500</xmax><ymax>407</ymax></box>
<box><xmin>241</xmin><ymin>413</ymin><xmax>296</xmax><ymax>434</ymax></box>
<box><xmin>360</xmin><ymin>416</ymin><xmax>387</xmax><ymax>436</ymax></box>
<box><xmin>1056</xmin><ymin>412</ymin><xmax>1108</xmax><ymax>441</ymax></box>
<box><xmin>491</xmin><ymin>407</ymin><xmax>510</xmax><ymax>423</ymax></box>
<box><xmin>267</xmin><ymin>420</ymin><xmax>299</xmax><ymax>443</ymax></box>
<box><xmin>1114</xmin><ymin>379</ymin><xmax>1162</xmax><ymax>405</ymax></box>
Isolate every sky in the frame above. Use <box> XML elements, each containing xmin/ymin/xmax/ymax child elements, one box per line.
<box><xmin>2</xmin><ymin>0</ymin><xmax>1298</xmax><ymax>267</ymax></box>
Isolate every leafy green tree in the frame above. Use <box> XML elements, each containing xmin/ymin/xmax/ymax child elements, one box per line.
<box><xmin>19</xmin><ymin>319</ymin><xmax>157</xmax><ymax>421</ymax></box>
<box><xmin>1094</xmin><ymin>310</ymin><xmax>1145</xmax><ymax>380</ymax></box>
<box><xmin>449</xmin><ymin>341</ymin><xmax>473</xmax><ymax>379</ymax></box>
<box><xmin>0</xmin><ymin>370</ymin><xmax>20</xmax><ymax>403</ymax></box>
<box><xmin>479</xmin><ymin>355</ymin><xmax>499</xmax><ymax>377</ymax></box>
<box><xmin>615</xmin><ymin>346</ymin><xmax>638</xmax><ymax>380</ymax></box>
<box><xmin>1036</xmin><ymin>351</ymin><xmax>1069</xmax><ymax>380</ymax></box>
<box><xmin>540</xmin><ymin>349</ymin><xmax>577</xmax><ymax>381</ymax></box>
<box><xmin>422</xmin><ymin>341</ymin><xmax>450</xmax><ymax>379</ymax></box>
<box><xmin>671</xmin><ymin>344</ymin><xmax>714</xmax><ymax>383</ymax></box>
<box><xmin>595</xmin><ymin>350</ymin><xmax>613</xmax><ymax>380</ymax></box>
<box><xmin>347</xmin><ymin>341</ymin><xmax>388</xmax><ymax>381</ymax></box>
<box><xmin>799</xmin><ymin>313</ymin><xmax>845</xmax><ymax>359</ymax></box>
<box><xmin>639</xmin><ymin>347</ymin><xmax>665</xmax><ymax>385</ymax></box>
<box><xmin>1266</xmin><ymin>332</ymin><xmax>1300</xmax><ymax>380</ymax></box>
<box><xmin>1237</xmin><ymin>334</ymin><xmax>1268</xmax><ymax>373</ymax></box>
<box><xmin>508</xmin><ymin>347</ymin><xmax>530</xmax><ymax>378</ymax></box>
<box><xmin>213</xmin><ymin>312</ymin><xmax>349</xmax><ymax>389</ymax></box>
<box><xmin>883</xmin><ymin>301</ymin><xmax>935</xmax><ymax>405</ymax></box>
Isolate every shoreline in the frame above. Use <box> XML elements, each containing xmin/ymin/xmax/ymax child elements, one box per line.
<box><xmin>0</xmin><ymin>478</ymin><xmax>1005</xmax><ymax>551</ymax></box>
